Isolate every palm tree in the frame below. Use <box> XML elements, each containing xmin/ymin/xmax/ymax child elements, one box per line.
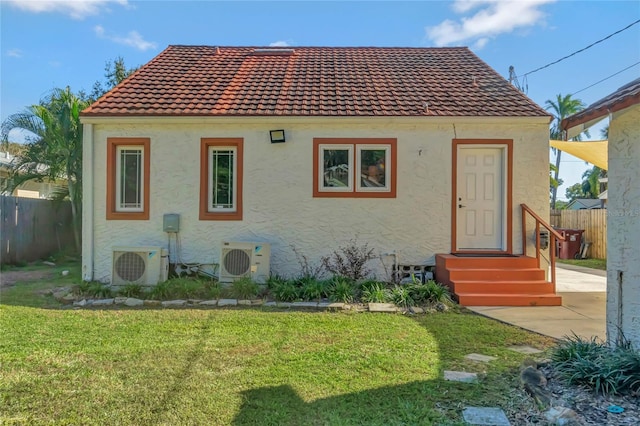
<box><xmin>545</xmin><ymin>94</ymin><xmax>587</xmax><ymax>209</ymax></box>
<box><xmin>1</xmin><ymin>87</ymin><xmax>88</xmax><ymax>251</ymax></box>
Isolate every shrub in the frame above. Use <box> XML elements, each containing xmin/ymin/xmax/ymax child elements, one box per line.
<box><xmin>390</xmin><ymin>285</ymin><xmax>414</xmax><ymax>308</ymax></box>
<box><xmin>272</xmin><ymin>279</ymin><xmax>300</xmax><ymax>302</ymax></box>
<box><xmin>266</xmin><ymin>274</ymin><xmax>288</xmax><ymax>291</ymax></box>
<box><xmin>299</xmin><ymin>276</ymin><xmax>328</xmax><ymax>301</ymax></box>
<box><xmin>118</xmin><ymin>283</ymin><xmax>144</xmax><ymax>298</ymax></box>
<box><xmin>149</xmin><ymin>281</ymin><xmax>171</xmax><ymax>300</ymax></box>
<box><xmin>361</xmin><ymin>282</ymin><xmax>390</xmax><ymax>303</ymax></box>
<box><xmin>73</xmin><ymin>281</ymin><xmax>92</xmax><ymax>296</ymax></box>
<box><xmin>409</xmin><ymin>280</ymin><xmax>452</xmax><ymax>305</ymax></box>
<box><xmin>551</xmin><ymin>333</ymin><xmax>640</xmax><ymax>395</ymax></box>
<box><xmin>328</xmin><ymin>276</ymin><xmax>355</xmax><ymax>303</ymax></box>
<box><xmin>230</xmin><ymin>277</ymin><xmax>259</xmax><ymax>300</ymax></box>
<box><xmin>321</xmin><ymin>238</ymin><xmax>376</xmax><ymax>281</ymax></box>
<box><xmin>203</xmin><ymin>280</ymin><xmax>222</xmax><ymax>300</ymax></box>
<box><xmin>87</xmin><ymin>282</ymin><xmax>112</xmax><ymax>298</ymax></box>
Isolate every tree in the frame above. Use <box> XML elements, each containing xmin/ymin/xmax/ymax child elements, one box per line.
<box><xmin>545</xmin><ymin>94</ymin><xmax>587</xmax><ymax>209</ymax></box>
<box><xmin>1</xmin><ymin>87</ymin><xmax>89</xmax><ymax>252</ymax></box>
<box><xmin>581</xmin><ymin>166</ymin><xmax>606</xmax><ymax>198</ymax></box>
<box><xmin>89</xmin><ymin>56</ymin><xmax>138</xmax><ymax>101</ymax></box>
<box><xmin>565</xmin><ymin>182</ymin><xmax>587</xmax><ymax>202</ymax></box>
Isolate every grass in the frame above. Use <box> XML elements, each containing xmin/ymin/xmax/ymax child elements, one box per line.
<box><xmin>0</xmin><ymin>307</ymin><xmax>555</xmax><ymax>425</ymax></box>
<box><xmin>557</xmin><ymin>258</ymin><xmax>606</xmax><ymax>270</ymax></box>
<box><xmin>1</xmin><ymin>262</ymin><xmax>557</xmax><ymax>424</ymax></box>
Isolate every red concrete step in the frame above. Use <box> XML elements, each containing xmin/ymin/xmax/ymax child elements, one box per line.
<box><xmin>456</xmin><ymin>293</ymin><xmax>563</xmax><ymax>306</ymax></box>
<box><xmin>447</xmin><ymin>268</ymin><xmax>546</xmax><ymax>281</ymax></box>
<box><xmin>450</xmin><ymin>280</ymin><xmax>554</xmax><ymax>294</ymax></box>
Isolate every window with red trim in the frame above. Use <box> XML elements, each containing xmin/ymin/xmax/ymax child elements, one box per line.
<box><xmin>106</xmin><ymin>138</ymin><xmax>150</xmax><ymax>220</ymax></box>
<box><xmin>200</xmin><ymin>138</ymin><xmax>243</xmax><ymax>220</ymax></box>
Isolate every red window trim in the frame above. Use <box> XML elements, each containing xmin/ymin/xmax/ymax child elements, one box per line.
<box><xmin>199</xmin><ymin>138</ymin><xmax>244</xmax><ymax>221</ymax></box>
<box><xmin>106</xmin><ymin>138</ymin><xmax>150</xmax><ymax>220</ymax></box>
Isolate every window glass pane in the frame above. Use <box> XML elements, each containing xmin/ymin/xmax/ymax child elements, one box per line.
<box><xmin>360</xmin><ymin>149</ymin><xmax>386</xmax><ymax>188</ymax></box>
<box><xmin>323</xmin><ymin>149</ymin><xmax>350</xmax><ymax>188</ymax></box>
<box><xmin>119</xmin><ymin>149</ymin><xmax>142</xmax><ymax>209</ymax></box>
<box><xmin>210</xmin><ymin>149</ymin><xmax>235</xmax><ymax>210</ymax></box>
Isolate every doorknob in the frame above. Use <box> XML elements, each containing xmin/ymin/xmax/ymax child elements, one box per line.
<box><xmin>458</xmin><ymin>204</ymin><xmax>466</xmax><ymax>208</ymax></box>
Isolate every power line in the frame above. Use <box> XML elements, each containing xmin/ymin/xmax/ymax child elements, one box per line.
<box><xmin>522</xmin><ymin>19</ymin><xmax>640</xmax><ymax>78</ymax></box>
<box><xmin>571</xmin><ymin>61</ymin><xmax>640</xmax><ymax>96</ymax></box>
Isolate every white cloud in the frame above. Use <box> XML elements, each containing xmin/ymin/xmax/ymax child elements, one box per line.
<box><xmin>7</xmin><ymin>48</ymin><xmax>23</xmax><ymax>58</ymax></box>
<box><xmin>426</xmin><ymin>0</ymin><xmax>556</xmax><ymax>48</ymax></box>
<box><xmin>269</xmin><ymin>40</ymin><xmax>292</xmax><ymax>47</ymax></box>
<box><xmin>5</xmin><ymin>0</ymin><xmax>129</xmax><ymax>20</ymax></box>
<box><xmin>94</xmin><ymin>25</ymin><xmax>157</xmax><ymax>51</ymax></box>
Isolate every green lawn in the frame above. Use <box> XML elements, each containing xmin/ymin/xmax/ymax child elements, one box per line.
<box><xmin>0</xmin><ymin>304</ymin><xmax>554</xmax><ymax>425</ymax></box>
<box><xmin>557</xmin><ymin>258</ymin><xmax>606</xmax><ymax>271</ymax></box>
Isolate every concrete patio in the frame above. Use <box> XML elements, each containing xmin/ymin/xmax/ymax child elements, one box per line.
<box><xmin>467</xmin><ymin>264</ymin><xmax>606</xmax><ymax>341</ymax></box>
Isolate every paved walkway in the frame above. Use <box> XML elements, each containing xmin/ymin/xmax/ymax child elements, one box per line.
<box><xmin>468</xmin><ymin>265</ymin><xmax>606</xmax><ymax>341</ymax></box>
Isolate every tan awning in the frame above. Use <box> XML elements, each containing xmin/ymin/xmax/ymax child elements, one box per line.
<box><xmin>550</xmin><ymin>139</ymin><xmax>608</xmax><ymax>170</ymax></box>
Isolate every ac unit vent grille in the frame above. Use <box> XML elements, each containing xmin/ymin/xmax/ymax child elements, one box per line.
<box><xmin>223</xmin><ymin>248</ymin><xmax>251</xmax><ymax>276</ymax></box>
<box><xmin>114</xmin><ymin>252</ymin><xmax>147</xmax><ymax>282</ymax></box>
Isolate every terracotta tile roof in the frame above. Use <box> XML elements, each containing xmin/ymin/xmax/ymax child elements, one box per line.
<box><xmin>81</xmin><ymin>46</ymin><xmax>549</xmax><ymax>117</ymax></box>
<box><xmin>562</xmin><ymin>77</ymin><xmax>640</xmax><ymax>131</ymax></box>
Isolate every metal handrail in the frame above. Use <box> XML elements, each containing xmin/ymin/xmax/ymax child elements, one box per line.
<box><xmin>521</xmin><ymin>203</ymin><xmax>565</xmax><ymax>291</ymax></box>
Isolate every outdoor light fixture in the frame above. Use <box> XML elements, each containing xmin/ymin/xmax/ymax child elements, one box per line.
<box><xmin>269</xmin><ymin>129</ymin><xmax>286</xmax><ymax>143</ymax></box>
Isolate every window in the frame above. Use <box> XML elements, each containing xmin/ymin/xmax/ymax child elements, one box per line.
<box><xmin>107</xmin><ymin>138</ymin><xmax>150</xmax><ymax>220</ymax></box>
<box><xmin>200</xmin><ymin>138</ymin><xmax>243</xmax><ymax>220</ymax></box>
<box><xmin>313</xmin><ymin>138</ymin><xmax>396</xmax><ymax>198</ymax></box>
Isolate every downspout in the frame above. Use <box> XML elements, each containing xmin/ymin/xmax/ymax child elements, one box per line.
<box><xmin>82</xmin><ymin>123</ymin><xmax>94</xmax><ymax>281</ymax></box>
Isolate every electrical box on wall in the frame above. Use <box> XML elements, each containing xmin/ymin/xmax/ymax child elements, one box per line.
<box><xmin>163</xmin><ymin>214</ymin><xmax>180</xmax><ymax>233</ymax></box>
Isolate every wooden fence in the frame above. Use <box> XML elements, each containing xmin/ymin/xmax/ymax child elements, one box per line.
<box><xmin>550</xmin><ymin>209</ymin><xmax>607</xmax><ymax>259</ymax></box>
<box><xmin>0</xmin><ymin>196</ymin><xmax>76</xmax><ymax>264</ymax></box>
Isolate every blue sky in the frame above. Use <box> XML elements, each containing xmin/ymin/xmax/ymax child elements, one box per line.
<box><xmin>2</xmin><ymin>0</ymin><xmax>639</xmax><ymax>199</ymax></box>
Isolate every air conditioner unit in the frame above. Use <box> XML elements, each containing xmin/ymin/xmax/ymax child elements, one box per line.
<box><xmin>219</xmin><ymin>241</ymin><xmax>270</xmax><ymax>283</ymax></box>
<box><xmin>112</xmin><ymin>246</ymin><xmax>168</xmax><ymax>286</ymax></box>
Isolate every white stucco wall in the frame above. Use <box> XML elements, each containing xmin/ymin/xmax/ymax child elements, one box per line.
<box><xmin>606</xmin><ymin>104</ymin><xmax>640</xmax><ymax>348</ymax></box>
<box><xmin>82</xmin><ymin>116</ymin><xmax>549</xmax><ymax>282</ymax></box>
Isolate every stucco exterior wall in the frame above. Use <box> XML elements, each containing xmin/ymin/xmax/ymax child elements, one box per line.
<box><xmin>606</xmin><ymin>105</ymin><xmax>640</xmax><ymax>348</ymax></box>
<box><xmin>83</xmin><ymin>117</ymin><xmax>549</xmax><ymax>282</ymax></box>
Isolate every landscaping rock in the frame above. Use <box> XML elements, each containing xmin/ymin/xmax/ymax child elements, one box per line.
<box><xmin>434</xmin><ymin>302</ymin><xmax>449</xmax><ymax>312</ymax></box>
<box><xmin>92</xmin><ymin>298</ymin><xmax>114</xmax><ymax>306</ymax></box>
<box><xmin>251</xmin><ymin>299</ymin><xmax>264</xmax><ymax>306</ymax></box>
<box><xmin>444</xmin><ymin>370</ymin><xmax>478</xmax><ymax>383</ymax></box>
<box><xmin>73</xmin><ymin>299</ymin><xmax>88</xmax><ymax>307</ymax></box>
<box><xmin>327</xmin><ymin>302</ymin><xmax>344</xmax><ymax>310</ymax></box>
<box><xmin>544</xmin><ymin>406</ymin><xmax>581</xmax><ymax>426</ymax></box>
<box><xmin>465</xmin><ymin>353</ymin><xmax>497</xmax><ymax>363</ymax></box>
<box><xmin>411</xmin><ymin>307</ymin><xmax>425</xmax><ymax>314</ymax></box>
<box><xmin>263</xmin><ymin>301</ymin><xmax>277</xmax><ymax>307</ymax></box>
<box><xmin>62</xmin><ymin>293</ymin><xmax>77</xmax><ymax>303</ymax></box>
<box><xmin>114</xmin><ymin>297</ymin><xmax>127</xmax><ymax>305</ymax></box>
<box><xmin>462</xmin><ymin>407</ymin><xmax>511</xmax><ymax>425</ymax></box>
<box><xmin>52</xmin><ymin>288</ymin><xmax>71</xmax><ymax>300</ymax></box>
<box><xmin>162</xmin><ymin>300</ymin><xmax>186</xmax><ymax>307</ymax></box>
<box><xmin>521</xmin><ymin>365</ymin><xmax>550</xmax><ymax>407</ymax></box>
<box><xmin>199</xmin><ymin>300</ymin><xmax>218</xmax><ymax>306</ymax></box>
<box><xmin>218</xmin><ymin>299</ymin><xmax>238</xmax><ymax>307</ymax></box>
<box><xmin>368</xmin><ymin>303</ymin><xmax>397</xmax><ymax>313</ymax></box>
<box><xmin>43</xmin><ymin>261</ymin><xmax>56</xmax><ymax>266</ymax></box>
<box><xmin>277</xmin><ymin>302</ymin><xmax>292</xmax><ymax>308</ymax></box>
<box><xmin>238</xmin><ymin>300</ymin><xmax>252</xmax><ymax>306</ymax></box>
<box><xmin>143</xmin><ymin>300</ymin><xmax>161</xmax><ymax>307</ymax></box>
<box><xmin>187</xmin><ymin>299</ymin><xmax>202</xmax><ymax>304</ymax></box>
<box><xmin>292</xmin><ymin>301</ymin><xmax>318</xmax><ymax>308</ymax></box>
<box><xmin>508</xmin><ymin>345</ymin><xmax>543</xmax><ymax>354</ymax></box>
<box><xmin>61</xmin><ymin>270</ymin><xmax>69</xmax><ymax>276</ymax></box>
<box><xmin>124</xmin><ymin>298</ymin><xmax>144</xmax><ymax>307</ymax></box>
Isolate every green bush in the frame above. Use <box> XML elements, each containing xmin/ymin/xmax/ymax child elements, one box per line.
<box><xmin>299</xmin><ymin>276</ymin><xmax>328</xmax><ymax>301</ymax></box>
<box><xmin>230</xmin><ymin>277</ymin><xmax>259</xmax><ymax>300</ymax></box>
<box><xmin>389</xmin><ymin>286</ymin><xmax>414</xmax><ymax>308</ymax></box>
<box><xmin>266</xmin><ymin>274</ymin><xmax>288</xmax><ymax>291</ymax></box>
<box><xmin>361</xmin><ymin>282</ymin><xmax>390</xmax><ymax>303</ymax></box>
<box><xmin>87</xmin><ymin>282</ymin><xmax>112</xmax><ymax>298</ymax></box>
<box><xmin>118</xmin><ymin>283</ymin><xmax>145</xmax><ymax>298</ymax></box>
<box><xmin>328</xmin><ymin>276</ymin><xmax>355</xmax><ymax>303</ymax></box>
<box><xmin>73</xmin><ymin>281</ymin><xmax>92</xmax><ymax>296</ymax></box>
<box><xmin>409</xmin><ymin>280</ymin><xmax>452</xmax><ymax>305</ymax></box>
<box><xmin>272</xmin><ymin>279</ymin><xmax>300</xmax><ymax>302</ymax></box>
<box><xmin>551</xmin><ymin>333</ymin><xmax>640</xmax><ymax>395</ymax></box>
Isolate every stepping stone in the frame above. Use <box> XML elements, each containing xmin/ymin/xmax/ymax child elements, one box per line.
<box><xmin>218</xmin><ymin>299</ymin><xmax>238</xmax><ymax>307</ymax></box>
<box><xmin>465</xmin><ymin>353</ymin><xmax>497</xmax><ymax>363</ymax></box>
<box><xmin>444</xmin><ymin>370</ymin><xmax>478</xmax><ymax>383</ymax></box>
<box><xmin>292</xmin><ymin>301</ymin><xmax>318</xmax><ymax>308</ymax></box>
<box><xmin>368</xmin><ymin>303</ymin><xmax>398</xmax><ymax>312</ymax></box>
<box><xmin>507</xmin><ymin>345</ymin><xmax>542</xmax><ymax>354</ymax></box>
<box><xmin>462</xmin><ymin>407</ymin><xmax>511</xmax><ymax>426</ymax></box>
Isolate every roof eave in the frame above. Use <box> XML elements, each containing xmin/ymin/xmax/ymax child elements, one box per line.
<box><xmin>561</xmin><ymin>92</ymin><xmax>640</xmax><ymax>134</ymax></box>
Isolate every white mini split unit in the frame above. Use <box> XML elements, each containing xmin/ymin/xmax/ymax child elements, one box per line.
<box><xmin>112</xmin><ymin>246</ymin><xmax>169</xmax><ymax>286</ymax></box>
<box><xmin>219</xmin><ymin>241</ymin><xmax>271</xmax><ymax>283</ymax></box>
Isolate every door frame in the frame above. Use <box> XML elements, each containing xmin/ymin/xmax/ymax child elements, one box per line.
<box><xmin>451</xmin><ymin>139</ymin><xmax>513</xmax><ymax>254</ymax></box>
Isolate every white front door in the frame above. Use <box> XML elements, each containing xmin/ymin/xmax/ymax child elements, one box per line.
<box><xmin>456</xmin><ymin>147</ymin><xmax>505</xmax><ymax>250</ymax></box>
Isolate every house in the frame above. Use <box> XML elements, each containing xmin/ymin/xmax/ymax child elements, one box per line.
<box><xmin>565</xmin><ymin>198</ymin><xmax>604</xmax><ymax>210</ymax></box>
<box><xmin>0</xmin><ymin>151</ymin><xmax>65</xmax><ymax>199</ymax></box>
<box><xmin>80</xmin><ymin>45</ymin><xmax>558</xmax><ymax>305</ymax></box>
<box><xmin>562</xmin><ymin>77</ymin><xmax>640</xmax><ymax>347</ymax></box>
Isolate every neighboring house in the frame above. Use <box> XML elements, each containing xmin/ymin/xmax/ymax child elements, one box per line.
<box><xmin>0</xmin><ymin>151</ymin><xmax>65</xmax><ymax>199</ymax></box>
<box><xmin>565</xmin><ymin>198</ymin><xmax>604</xmax><ymax>210</ymax></box>
<box><xmin>563</xmin><ymin>77</ymin><xmax>640</xmax><ymax>348</ymax></box>
<box><xmin>80</xmin><ymin>46</ymin><xmax>557</xmax><ymax>305</ymax></box>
